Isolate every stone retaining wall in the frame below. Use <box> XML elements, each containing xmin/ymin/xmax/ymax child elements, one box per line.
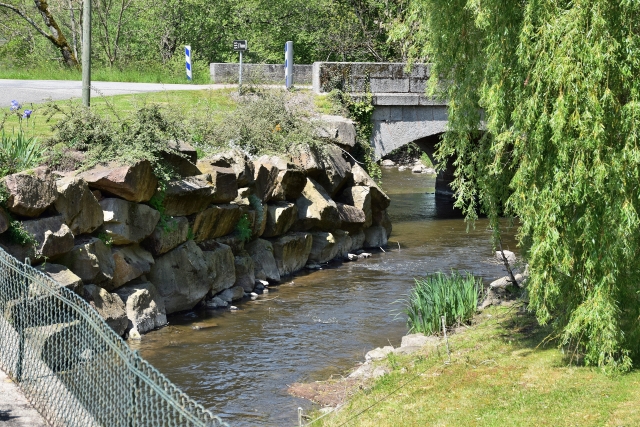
<box><xmin>0</xmin><ymin>131</ymin><xmax>391</xmax><ymax>340</ymax></box>
<box><xmin>210</xmin><ymin>63</ymin><xmax>313</xmax><ymax>85</ymax></box>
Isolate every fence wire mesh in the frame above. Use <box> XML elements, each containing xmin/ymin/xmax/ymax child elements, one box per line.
<box><xmin>0</xmin><ymin>247</ymin><xmax>229</xmax><ymax>427</ymax></box>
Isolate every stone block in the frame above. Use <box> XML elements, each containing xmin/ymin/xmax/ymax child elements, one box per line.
<box><xmin>308</xmin><ymin>232</ymin><xmax>340</xmax><ymax>264</ymax></box>
<box><xmin>270</xmin><ymin>232</ymin><xmax>313</xmax><ymax>277</ymax></box>
<box><xmin>84</xmin><ymin>284</ymin><xmax>128</xmax><ymax>336</ymax></box>
<box><xmin>100</xmin><ymin>198</ymin><xmax>161</xmax><ymax>245</ymax></box>
<box><xmin>161</xmin><ymin>174</ymin><xmax>216</xmax><ymax>217</ymax></box>
<box><xmin>294</xmin><ymin>178</ymin><xmax>340</xmax><ymax>232</ymax></box>
<box><xmin>4</xmin><ymin>166</ymin><xmax>57</xmax><ymax>217</ymax></box>
<box><xmin>115</xmin><ymin>281</ymin><xmax>167</xmax><ymax>334</ymax></box>
<box><xmin>141</xmin><ymin>216</ymin><xmax>189</xmax><ymax>256</ymax></box>
<box><xmin>111</xmin><ymin>244</ymin><xmax>154</xmax><ymax>289</ymax></box>
<box><xmin>80</xmin><ymin>160</ymin><xmax>157</xmax><ymax>203</ymax></box>
<box><xmin>246</xmin><ymin>238</ymin><xmax>280</xmax><ymax>282</ymax></box>
<box><xmin>263</xmin><ymin>201</ymin><xmax>298</xmax><ymax>238</ymax></box>
<box><xmin>54</xmin><ymin>176</ymin><xmax>104</xmax><ymax>235</ymax></box>
<box><xmin>192</xmin><ymin>204</ymin><xmax>242</xmax><ymax>242</ymax></box>
<box><xmin>234</xmin><ymin>254</ymin><xmax>255</xmax><ymax>292</ymax></box>
<box><xmin>58</xmin><ymin>237</ymin><xmax>115</xmax><ymax>287</ymax></box>
<box><xmin>22</xmin><ymin>215</ymin><xmax>75</xmax><ymax>260</ymax></box>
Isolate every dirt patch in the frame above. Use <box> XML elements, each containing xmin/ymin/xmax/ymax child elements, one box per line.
<box><xmin>288</xmin><ymin>377</ymin><xmax>363</xmax><ymax>407</ymax></box>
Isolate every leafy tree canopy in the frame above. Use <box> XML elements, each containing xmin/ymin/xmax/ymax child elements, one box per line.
<box><xmin>394</xmin><ymin>0</ymin><xmax>640</xmax><ymax>371</ymax></box>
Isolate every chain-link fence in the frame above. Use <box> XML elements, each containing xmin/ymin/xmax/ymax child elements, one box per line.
<box><xmin>0</xmin><ymin>246</ymin><xmax>229</xmax><ymax>427</ymax></box>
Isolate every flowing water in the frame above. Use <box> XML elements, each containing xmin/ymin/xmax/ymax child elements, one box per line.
<box><xmin>132</xmin><ymin>168</ymin><xmax>518</xmax><ymax>426</ymax></box>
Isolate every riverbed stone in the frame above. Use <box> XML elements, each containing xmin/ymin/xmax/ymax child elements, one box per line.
<box><xmin>338</xmin><ymin>186</ymin><xmax>372</xmax><ymax>228</ymax></box>
<box><xmin>161</xmin><ymin>174</ymin><xmax>216</xmax><ymax>216</ymax></box>
<box><xmin>308</xmin><ymin>232</ymin><xmax>340</xmax><ymax>264</ymax></box>
<box><xmin>140</xmin><ymin>216</ymin><xmax>189</xmax><ymax>256</ymax></box>
<box><xmin>351</xmin><ymin>163</ymin><xmax>390</xmax><ymax>211</ymax></box>
<box><xmin>22</xmin><ymin>215</ymin><xmax>75</xmax><ymax>260</ymax></box>
<box><xmin>262</xmin><ymin>201</ymin><xmax>298</xmax><ymax>238</ymax></box>
<box><xmin>148</xmin><ymin>240</ymin><xmax>212</xmax><ymax>314</ymax></box>
<box><xmin>363</xmin><ymin>225</ymin><xmax>388</xmax><ymax>248</ymax></box>
<box><xmin>245</xmin><ymin>238</ymin><xmax>280</xmax><ymax>282</ymax></box>
<box><xmin>83</xmin><ymin>284</ymin><xmax>128</xmax><ymax>336</ymax></box>
<box><xmin>294</xmin><ymin>178</ymin><xmax>340</xmax><ymax>231</ymax></box>
<box><xmin>4</xmin><ymin>166</ymin><xmax>57</xmax><ymax>217</ymax></box>
<box><xmin>36</xmin><ymin>263</ymin><xmax>83</xmax><ymax>294</ymax></box>
<box><xmin>336</xmin><ymin>203</ymin><xmax>367</xmax><ymax>232</ymax></box>
<box><xmin>0</xmin><ymin>207</ymin><xmax>9</xmax><ymax>234</ymax></box>
<box><xmin>365</xmin><ymin>346</ymin><xmax>394</xmax><ymax>361</ymax></box>
<box><xmin>373</xmin><ymin>209</ymin><xmax>392</xmax><ymax>238</ymax></box>
<box><xmin>192</xmin><ymin>204</ymin><xmax>242</xmax><ymax>242</ymax></box>
<box><xmin>381</xmin><ymin>159</ymin><xmax>396</xmax><ymax>167</ymax></box>
<box><xmin>54</xmin><ymin>176</ymin><xmax>104</xmax><ymax>235</ymax></box>
<box><xmin>58</xmin><ymin>238</ymin><xmax>115</xmax><ymax>287</ymax></box>
<box><xmin>270</xmin><ymin>232</ymin><xmax>313</xmax><ymax>276</ymax></box>
<box><xmin>100</xmin><ymin>198</ymin><xmax>161</xmax><ymax>245</ymax></box>
<box><xmin>495</xmin><ymin>250</ymin><xmax>517</xmax><ymax>265</ymax></box>
<box><xmin>200</xmin><ymin>241</ymin><xmax>236</xmax><ymax>295</ymax></box>
<box><xmin>218</xmin><ymin>285</ymin><xmax>245</xmax><ymax>302</ymax></box>
<box><xmin>234</xmin><ymin>254</ymin><xmax>256</xmax><ymax>292</ymax></box>
<box><xmin>115</xmin><ymin>281</ymin><xmax>167</xmax><ymax>334</ymax></box>
<box><xmin>80</xmin><ymin>160</ymin><xmax>157</xmax><ymax>203</ymax></box>
<box><xmin>111</xmin><ymin>244</ymin><xmax>155</xmax><ymax>290</ymax></box>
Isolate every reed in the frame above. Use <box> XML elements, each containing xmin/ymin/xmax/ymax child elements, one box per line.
<box><xmin>402</xmin><ymin>271</ymin><xmax>482</xmax><ymax>335</ymax></box>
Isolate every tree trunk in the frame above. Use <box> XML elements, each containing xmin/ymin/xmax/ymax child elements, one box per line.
<box><xmin>34</xmin><ymin>0</ymin><xmax>79</xmax><ymax>67</ymax></box>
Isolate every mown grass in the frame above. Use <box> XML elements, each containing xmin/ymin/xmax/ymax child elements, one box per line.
<box><xmin>312</xmin><ymin>305</ymin><xmax>640</xmax><ymax>427</ymax></box>
<box><xmin>1</xmin><ymin>88</ymin><xmax>238</xmax><ymax>140</ymax></box>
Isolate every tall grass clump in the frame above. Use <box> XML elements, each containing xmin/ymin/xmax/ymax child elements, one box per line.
<box><xmin>402</xmin><ymin>271</ymin><xmax>482</xmax><ymax>335</ymax></box>
<box><xmin>0</xmin><ymin>130</ymin><xmax>43</xmax><ymax>177</ymax></box>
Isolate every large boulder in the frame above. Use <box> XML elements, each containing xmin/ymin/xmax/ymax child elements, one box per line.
<box><xmin>111</xmin><ymin>245</ymin><xmax>155</xmax><ymax>290</ymax></box>
<box><xmin>311</xmin><ymin>145</ymin><xmax>352</xmax><ymax>197</ymax></box>
<box><xmin>36</xmin><ymin>263</ymin><xmax>83</xmax><ymax>294</ymax></box>
<box><xmin>161</xmin><ymin>174</ymin><xmax>216</xmax><ymax>216</ymax></box>
<box><xmin>234</xmin><ymin>254</ymin><xmax>255</xmax><ymax>292</ymax></box>
<box><xmin>198</xmin><ymin>150</ymin><xmax>255</xmax><ymax>187</ymax></box>
<box><xmin>115</xmin><ymin>281</ymin><xmax>167</xmax><ymax>335</ymax></box>
<box><xmin>83</xmin><ymin>284</ymin><xmax>128</xmax><ymax>336</ymax></box>
<box><xmin>336</xmin><ymin>203</ymin><xmax>367</xmax><ymax>232</ymax></box>
<box><xmin>199</xmin><ymin>241</ymin><xmax>236</xmax><ymax>295</ymax></box>
<box><xmin>256</xmin><ymin>155</ymin><xmax>306</xmax><ymax>201</ymax></box>
<box><xmin>333</xmin><ymin>229</ymin><xmax>353</xmax><ymax>258</ymax></box>
<box><xmin>54</xmin><ymin>176</ymin><xmax>104</xmax><ymax>234</ymax></box>
<box><xmin>192</xmin><ymin>204</ymin><xmax>242</xmax><ymax>242</ymax></box>
<box><xmin>0</xmin><ymin>207</ymin><xmax>9</xmax><ymax>234</ymax></box>
<box><xmin>372</xmin><ymin>209</ymin><xmax>392</xmax><ymax>238</ymax></box>
<box><xmin>161</xmin><ymin>141</ymin><xmax>201</xmax><ymax>178</ymax></box>
<box><xmin>147</xmin><ymin>240</ymin><xmax>212</xmax><ymax>314</ymax></box>
<box><xmin>315</xmin><ymin>115</ymin><xmax>357</xmax><ymax>151</ymax></box>
<box><xmin>338</xmin><ymin>186</ymin><xmax>372</xmax><ymax>228</ymax></box>
<box><xmin>209</xmin><ymin>166</ymin><xmax>238</xmax><ymax>203</ymax></box>
<box><xmin>364</xmin><ymin>225</ymin><xmax>388</xmax><ymax>248</ymax></box>
<box><xmin>253</xmin><ymin>162</ymin><xmax>280</xmax><ymax>202</ymax></box>
<box><xmin>350</xmin><ymin>229</ymin><xmax>366</xmax><ymax>252</ymax></box>
<box><xmin>58</xmin><ymin>238</ymin><xmax>115</xmax><ymax>287</ymax></box>
<box><xmin>100</xmin><ymin>198</ymin><xmax>160</xmax><ymax>245</ymax></box>
<box><xmin>218</xmin><ymin>285</ymin><xmax>245</xmax><ymax>302</ymax></box>
<box><xmin>80</xmin><ymin>160</ymin><xmax>157</xmax><ymax>203</ymax></box>
<box><xmin>308</xmin><ymin>232</ymin><xmax>340</xmax><ymax>264</ymax></box>
<box><xmin>22</xmin><ymin>216</ymin><xmax>75</xmax><ymax>260</ymax></box>
<box><xmin>141</xmin><ymin>216</ymin><xmax>189</xmax><ymax>256</ymax></box>
<box><xmin>245</xmin><ymin>239</ymin><xmax>280</xmax><ymax>282</ymax></box>
<box><xmin>4</xmin><ymin>166</ymin><xmax>57</xmax><ymax>217</ymax></box>
<box><xmin>250</xmin><ymin>197</ymin><xmax>268</xmax><ymax>238</ymax></box>
<box><xmin>262</xmin><ymin>201</ymin><xmax>298</xmax><ymax>238</ymax></box>
<box><xmin>290</xmin><ymin>145</ymin><xmax>322</xmax><ymax>175</ymax></box>
<box><xmin>270</xmin><ymin>232</ymin><xmax>313</xmax><ymax>276</ymax></box>
<box><xmin>294</xmin><ymin>178</ymin><xmax>340</xmax><ymax>231</ymax></box>
<box><xmin>351</xmin><ymin>163</ymin><xmax>390</xmax><ymax>211</ymax></box>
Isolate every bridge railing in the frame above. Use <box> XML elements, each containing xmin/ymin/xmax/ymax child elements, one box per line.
<box><xmin>0</xmin><ymin>246</ymin><xmax>229</xmax><ymax>427</ymax></box>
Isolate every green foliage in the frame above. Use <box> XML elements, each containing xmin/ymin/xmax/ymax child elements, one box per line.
<box><xmin>420</xmin><ymin>152</ymin><xmax>433</xmax><ymax>169</ymax></box>
<box><xmin>235</xmin><ymin>214</ymin><xmax>252</xmax><ymax>243</ymax></box>
<box><xmin>186</xmin><ymin>226</ymin><xmax>194</xmax><ymax>241</ymax></box>
<box><xmin>97</xmin><ymin>232</ymin><xmax>113</xmax><ymax>247</ymax></box>
<box><xmin>0</xmin><ymin>129</ymin><xmax>43</xmax><ymax>178</ymax></box>
<box><xmin>400</xmin><ymin>271</ymin><xmax>482</xmax><ymax>335</ymax></box>
<box><xmin>397</xmin><ymin>0</ymin><xmax>640</xmax><ymax>370</ymax></box>
<box><xmin>196</xmin><ymin>91</ymin><xmax>321</xmax><ymax>157</ymax></box>
<box><xmin>44</xmin><ymin>103</ymin><xmax>183</xmax><ymax>182</ymax></box>
<box><xmin>7</xmin><ymin>220</ymin><xmax>36</xmax><ymax>247</ymax></box>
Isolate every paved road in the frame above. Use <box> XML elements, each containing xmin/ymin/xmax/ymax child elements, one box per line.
<box><xmin>0</xmin><ymin>369</ymin><xmax>47</xmax><ymax>426</ymax></box>
<box><xmin>0</xmin><ymin>79</ymin><xmax>234</xmax><ymax>107</ymax></box>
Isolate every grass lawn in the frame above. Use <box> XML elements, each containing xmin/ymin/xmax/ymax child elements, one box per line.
<box><xmin>1</xmin><ymin>88</ymin><xmax>238</xmax><ymax>140</ymax></box>
<box><xmin>312</xmin><ymin>305</ymin><xmax>640</xmax><ymax>427</ymax></box>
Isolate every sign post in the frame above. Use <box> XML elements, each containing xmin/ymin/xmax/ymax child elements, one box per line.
<box><xmin>233</xmin><ymin>40</ymin><xmax>248</xmax><ymax>93</ymax></box>
<box><xmin>284</xmin><ymin>41</ymin><xmax>293</xmax><ymax>90</ymax></box>
<box><xmin>185</xmin><ymin>45</ymin><xmax>192</xmax><ymax>81</ymax></box>
<box><xmin>81</xmin><ymin>0</ymin><xmax>91</xmax><ymax>107</ymax></box>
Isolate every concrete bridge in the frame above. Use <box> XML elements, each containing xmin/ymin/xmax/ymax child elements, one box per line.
<box><xmin>312</xmin><ymin>62</ymin><xmax>453</xmax><ymax>195</ymax></box>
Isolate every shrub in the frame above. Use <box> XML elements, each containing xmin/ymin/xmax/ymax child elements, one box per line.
<box><xmin>0</xmin><ymin>130</ymin><xmax>43</xmax><ymax>178</ymax></box>
<box><xmin>401</xmin><ymin>271</ymin><xmax>482</xmax><ymax>335</ymax></box>
<box><xmin>235</xmin><ymin>214</ymin><xmax>252</xmax><ymax>242</ymax></box>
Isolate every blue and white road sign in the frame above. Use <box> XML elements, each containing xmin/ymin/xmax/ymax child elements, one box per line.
<box><xmin>185</xmin><ymin>45</ymin><xmax>192</xmax><ymax>81</ymax></box>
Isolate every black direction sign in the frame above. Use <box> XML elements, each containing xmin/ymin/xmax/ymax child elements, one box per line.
<box><xmin>233</xmin><ymin>40</ymin><xmax>248</xmax><ymax>51</ymax></box>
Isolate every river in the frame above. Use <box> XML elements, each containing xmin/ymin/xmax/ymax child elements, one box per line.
<box><xmin>131</xmin><ymin>167</ymin><xmax>518</xmax><ymax>426</ymax></box>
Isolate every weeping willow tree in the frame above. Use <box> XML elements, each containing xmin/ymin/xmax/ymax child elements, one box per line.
<box><xmin>392</xmin><ymin>0</ymin><xmax>640</xmax><ymax>371</ymax></box>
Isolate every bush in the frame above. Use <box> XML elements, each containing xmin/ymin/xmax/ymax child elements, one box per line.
<box><xmin>401</xmin><ymin>271</ymin><xmax>482</xmax><ymax>335</ymax></box>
